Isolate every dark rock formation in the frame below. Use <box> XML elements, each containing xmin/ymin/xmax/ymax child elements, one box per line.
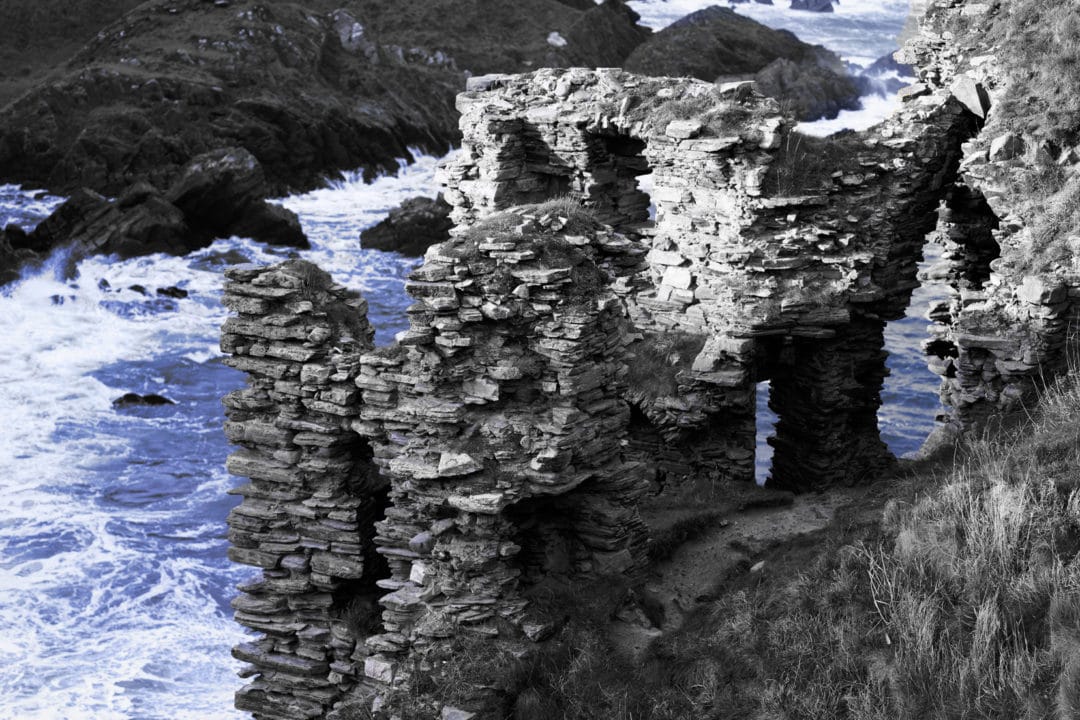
<box><xmin>360</xmin><ymin>195</ymin><xmax>452</xmax><ymax>256</ymax></box>
<box><xmin>113</xmin><ymin>392</ymin><xmax>175</xmax><ymax>407</ymax></box>
<box><xmin>0</xmin><ymin>225</ymin><xmax>35</xmax><ymax>285</ymax></box>
<box><xmin>791</xmin><ymin>0</ymin><xmax>835</xmax><ymax>11</ymax></box>
<box><xmin>753</xmin><ymin>57</ymin><xmax>861</xmax><ymax>120</ymax></box>
<box><xmin>622</xmin><ymin>6</ymin><xmax>859</xmax><ymax>121</ymax></box>
<box><xmin>0</xmin><ymin>0</ymin><xmax>650</xmax><ymax>197</ymax></box>
<box><xmin>1</xmin><ymin>148</ymin><xmax>306</xmax><ymax>281</ymax></box>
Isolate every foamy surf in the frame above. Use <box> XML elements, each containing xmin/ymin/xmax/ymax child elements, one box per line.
<box><xmin>0</xmin><ymin>154</ymin><xmax>443</xmax><ymax>719</ymax></box>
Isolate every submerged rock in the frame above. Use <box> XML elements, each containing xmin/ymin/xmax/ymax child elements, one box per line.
<box><xmin>361</xmin><ymin>195</ymin><xmax>453</xmax><ymax>256</ymax></box>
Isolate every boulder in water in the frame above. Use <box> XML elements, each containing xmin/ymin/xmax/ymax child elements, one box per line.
<box><xmin>361</xmin><ymin>195</ymin><xmax>453</xmax><ymax>256</ymax></box>
<box><xmin>156</xmin><ymin>286</ymin><xmax>189</xmax><ymax>299</ymax></box>
<box><xmin>113</xmin><ymin>392</ymin><xmax>176</xmax><ymax>408</ymax></box>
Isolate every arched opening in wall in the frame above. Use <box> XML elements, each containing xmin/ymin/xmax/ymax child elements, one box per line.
<box><xmin>504</xmin><ymin>494</ymin><xmax>581</xmax><ymax>586</ymax></box>
<box><xmin>580</xmin><ymin>133</ymin><xmax>652</xmax><ymax>230</ymax></box>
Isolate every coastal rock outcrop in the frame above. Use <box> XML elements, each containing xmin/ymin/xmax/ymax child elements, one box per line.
<box><xmin>3</xmin><ymin>148</ymin><xmax>306</xmax><ymax>276</ymax></box>
<box><xmin>360</xmin><ymin>195</ymin><xmax>453</xmax><ymax>257</ymax></box>
<box><xmin>622</xmin><ymin>6</ymin><xmax>859</xmax><ymax>120</ymax></box>
<box><xmin>0</xmin><ymin>0</ymin><xmax>650</xmax><ymax>197</ymax></box>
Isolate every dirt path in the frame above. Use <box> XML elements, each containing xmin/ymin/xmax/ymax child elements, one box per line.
<box><xmin>610</xmin><ymin>478</ymin><xmax>897</xmax><ymax>662</ymax></box>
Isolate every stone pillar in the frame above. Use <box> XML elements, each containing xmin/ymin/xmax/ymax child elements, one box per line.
<box><xmin>767</xmin><ymin>318</ymin><xmax>894</xmax><ymax>491</ymax></box>
<box><xmin>221</xmin><ymin>260</ymin><xmax>384</xmax><ymax>720</ymax></box>
<box><xmin>352</xmin><ymin>207</ymin><xmax>649</xmax><ymax>715</ymax></box>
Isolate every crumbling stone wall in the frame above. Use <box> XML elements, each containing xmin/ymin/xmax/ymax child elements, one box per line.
<box><xmin>222</xmin><ymin>261</ymin><xmax>384</xmax><ymax>720</ymax></box>
<box><xmin>437</xmin><ymin>67</ymin><xmax>975</xmax><ymax>488</ymax></box>
<box><xmin>901</xmin><ymin>2</ymin><xmax>1080</xmax><ymax>438</ymax></box>
<box><xmin>350</xmin><ymin>207</ymin><xmax>649</xmax><ymax>712</ymax></box>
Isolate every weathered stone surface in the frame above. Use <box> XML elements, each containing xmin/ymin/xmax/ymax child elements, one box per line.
<box><xmin>439</xmin><ymin>66</ymin><xmax>972</xmax><ymax>488</ymax></box>
<box><xmin>350</xmin><ymin>204</ymin><xmax>649</xmax><ymax>711</ymax></box>
<box><xmin>223</xmin><ymin>259</ymin><xmax>381</xmax><ymax>718</ymax></box>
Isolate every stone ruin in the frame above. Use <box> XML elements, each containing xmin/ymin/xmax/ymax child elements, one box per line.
<box><xmin>221</xmin><ymin>211</ymin><xmax>651</xmax><ymax>718</ymax></box>
<box><xmin>219</xmin><ymin>62</ymin><xmax>1017</xmax><ymax>718</ymax></box>
<box><xmin>221</xmin><ymin>262</ymin><xmax>381</xmax><ymax>719</ymax></box>
<box><xmin>900</xmin><ymin>21</ymin><xmax>1080</xmax><ymax>439</ymax></box>
<box><xmin>439</xmin><ymin>67</ymin><xmax>975</xmax><ymax>489</ymax></box>
<box><xmin>351</xmin><ymin>210</ymin><xmax>650</xmax><ymax>712</ymax></box>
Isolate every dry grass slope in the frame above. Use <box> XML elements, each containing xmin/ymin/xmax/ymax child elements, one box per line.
<box><xmin>424</xmin><ymin>357</ymin><xmax>1080</xmax><ymax>720</ymax></box>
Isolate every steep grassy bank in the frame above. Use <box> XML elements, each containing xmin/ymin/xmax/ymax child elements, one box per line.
<box><xmin>425</xmin><ymin>352</ymin><xmax>1079</xmax><ymax>720</ymax></box>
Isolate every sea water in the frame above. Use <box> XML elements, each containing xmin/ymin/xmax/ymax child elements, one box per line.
<box><xmin>0</xmin><ymin>2</ymin><xmax>942</xmax><ymax>716</ymax></box>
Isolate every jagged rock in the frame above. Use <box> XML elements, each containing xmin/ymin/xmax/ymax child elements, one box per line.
<box><xmin>2</xmin><ymin>148</ymin><xmax>307</xmax><ymax>276</ymax></box>
<box><xmin>361</xmin><ymin>195</ymin><xmax>453</xmax><ymax>256</ymax></box>
<box><xmin>791</xmin><ymin>0</ymin><xmax>835</xmax><ymax>11</ymax></box>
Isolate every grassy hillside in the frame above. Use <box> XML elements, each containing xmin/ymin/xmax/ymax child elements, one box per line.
<box><xmin>407</xmin><ymin>354</ymin><xmax>1079</xmax><ymax>720</ymax></box>
<box><xmin>0</xmin><ymin>0</ymin><xmax>144</xmax><ymax>106</ymax></box>
<box><xmin>945</xmin><ymin>0</ymin><xmax>1080</xmax><ymax>275</ymax></box>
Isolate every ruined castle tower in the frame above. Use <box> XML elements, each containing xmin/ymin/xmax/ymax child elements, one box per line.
<box><xmin>351</xmin><ymin>205</ymin><xmax>650</xmax><ymax>710</ymax></box>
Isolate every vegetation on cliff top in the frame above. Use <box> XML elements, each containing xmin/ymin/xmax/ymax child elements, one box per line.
<box><xmin>944</xmin><ymin>0</ymin><xmax>1080</xmax><ymax>275</ymax></box>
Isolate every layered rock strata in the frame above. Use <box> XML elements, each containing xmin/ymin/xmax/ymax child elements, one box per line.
<box><xmin>351</xmin><ymin>207</ymin><xmax>650</xmax><ymax>711</ymax></box>
<box><xmin>221</xmin><ymin>261</ymin><xmax>383</xmax><ymax>720</ymax></box>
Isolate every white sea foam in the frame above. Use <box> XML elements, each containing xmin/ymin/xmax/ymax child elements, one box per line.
<box><xmin>797</xmin><ymin>91</ymin><xmax>903</xmax><ymax>135</ymax></box>
<box><xmin>0</xmin><ymin>154</ymin><xmax>443</xmax><ymax>718</ymax></box>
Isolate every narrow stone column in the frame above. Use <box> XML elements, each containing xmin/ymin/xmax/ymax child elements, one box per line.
<box><xmin>768</xmin><ymin>318</ymin><xmax>894</xmax><ymax>490</ymax></box>
<box><xmin>221</xmin><ymin>260</ymin><xmax>383</xmax><ymax>720</ymax></box>
<box><xmin>352</xmin><ymin>207</ymin><xmax>649</xmax><ymax>715</ymax></box>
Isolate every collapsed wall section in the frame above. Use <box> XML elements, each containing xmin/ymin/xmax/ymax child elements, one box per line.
<box><xmin>221</xmin><ymin>261</ymin><xmax>383</xmax><ymax>720</ymax></box>
<box><xmin>351</xmin><ymin>207</ymin><xmax>649</xmax><ymax>715</ymax></box>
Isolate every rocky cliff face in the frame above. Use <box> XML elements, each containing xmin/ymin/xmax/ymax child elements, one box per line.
<box><xmin>900</xmin><ymin>0</ymin><xmax>1080</xmax><ymax>442</ymax></box>
<box><xmin>0</xmin><ymin>0</ymin><xmax>649</xmax><ymax>197</ymax></box>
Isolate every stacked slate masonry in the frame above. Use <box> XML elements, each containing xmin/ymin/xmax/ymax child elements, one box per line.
<box><xmin>222</xmin><ymin>261</ymin><xmax>384</xmax><ymax>720</ymax></box>
<box><xmin>221</xmin><ymin>42</ymin><xmax>1025</xmax><ymax>716</ymax></box>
